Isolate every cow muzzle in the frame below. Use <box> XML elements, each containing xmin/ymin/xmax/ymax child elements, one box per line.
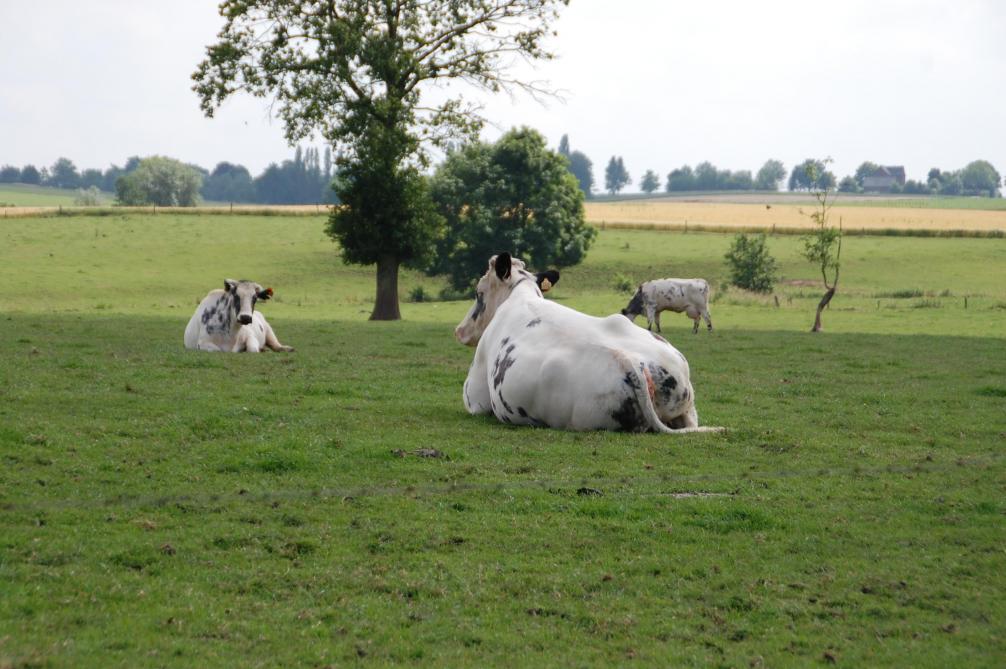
<box><xmin>238</xmin><ymin>314</ymin><xmax>253</xmax><ymax>325</ymax></box>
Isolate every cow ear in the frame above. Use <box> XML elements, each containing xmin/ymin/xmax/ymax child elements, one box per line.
<box><xmin>494</xmin><ymin>252</ymin><xmax>512</xmax><ymax>281</ymax></box>
<box><xmin>224</xmin><ymin>279</ymin><xmax>237</xmax><ymax>292</ymax></box>
<box><xmin>258</xmin><ymin>288</ymin><xmax>273</xmax><ymax>301</ymax></box>
<box><xmin>536</xmin><ymin>270</ymin><xmax>560</xmax><ymax>292</ymax></box>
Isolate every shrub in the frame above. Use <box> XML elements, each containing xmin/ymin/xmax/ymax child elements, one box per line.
<box><xmin>612</xmin><ymin>273</ymin><xmax>635</xmax><ymax>294</ymax></box>
<box><xmin>74</xmin><ymin>186</ymin><xmax>102</xmax><ymax>206</ymax></box>
<box><xmin>724</xmin><ymin>233</ymin><xmax>778</xmax><ymax>293</ymax></box>
<box><xmin>408</xmin><ymin>286</ymin><xmax>430</xmax><ymax>303</ymax></box>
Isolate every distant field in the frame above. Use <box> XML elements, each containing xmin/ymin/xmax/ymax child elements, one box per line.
<box><xmin>594</xmin><ymin>192</ymin><xmax>1006</xmax><ymax>211</ymax></box>
<box><xmin>585</xmin><ymin>200</ymin><xmax>1006</xmax><ymax>235</ymax></box>
<box><xmin>0</xmin><ymin>183</ymin><xmax>113</xmax><ymax>207</ymax></box>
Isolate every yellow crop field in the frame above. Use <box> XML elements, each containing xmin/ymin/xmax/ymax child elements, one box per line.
<box><xmin>584</xmin><ymin>201</ymin><xmax>1006</xmax><ymax>234</ymax></box>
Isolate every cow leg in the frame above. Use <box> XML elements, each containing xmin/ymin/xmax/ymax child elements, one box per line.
<box><xmin>645</xmin><ymin>305</ymin><xmax>657</xmax><ymax>331</ymax></box>
<box><xmin>686</xmin><ymin>306</ymin><xmax>700</xmax><ymax>334</ymax></box>
<box><xmin>703</xmin><ymin>309</ymin><xmax>713</xmax><ymax>332</ymax></box>
<box><xmin>198</xmin><ymin>341</ymin><xmax>224</xmax><ymax>352</ymax></box>
<box><xmin>264</xmin><ymin>326</ymin><xmax>295</xmax><ymax>352</ymax></box>
<box><xmin>654</xmin><ymin>310</ymin><xmax>662</xmax><ymax>333</ymax></box>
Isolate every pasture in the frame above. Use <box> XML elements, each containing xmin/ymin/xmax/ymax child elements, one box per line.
<box><xmin>2</xmin><ymin>214</ymin><xmax>1004</xmax><ymax>667</ymax></box>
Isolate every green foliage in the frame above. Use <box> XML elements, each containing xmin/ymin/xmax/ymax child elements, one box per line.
<box><xmin>427</xmin><ymin>127</ymin><xmax>594</xmax><ymax>290</ymax></box>
<box><xmin>567</xmin><ymin>151</ymin><xmax>595</xmax><ymax>198</ymax></box>
<box><xmin>959</xmin><ymin>160</ymin><xmax>1001</xmax><ymax>197</ymax></box>
<box><xmin>639</xmin><ymin>169</ymin><xmax>660</xmax><ymax>194</ymax></box>
<box><xmin>114</xmin><ymin>156</ymin><xmax>203</xmax><ymax>206</ymax></box>
<box><xmin>854</xmin><ymin>161</ymin><xmax>880</xmax><ymax>187</ymax></box>
<box><xmin>326</xmin><ymin>156</ymin><xmax>442</xmax><ymax>271</ymax></box>
<box><xmin>0</xmin><ymin>164</ymin><xmax>21</xmax><ymax>183</ymax></box>
<box><xmin>604</xmin><ymin>156</ymin><xmax>630</xmax><ymax>194</ymax></box>
<box><xmin>724</xmin><ymin>233</ymin><xmax>778</xmax><ymax>293</ymax></box>
<box><xmin>47</xmin><ymin>157</ymin><xmax>79</xmax><ymax>189</ymax></box>
<box><xmin>193</xmin><ymin>0</ymin><xmax>570</xmax><ymax>319</ymax></box>
<box><xmin>73</xmin><ymin>186</ymin><xmax>102</xmax><ymax>206</ymax></box>
<box><xmin>754</xmin><ymin>159</ymin><xmax>786</xmax><ymax>191</ymax></box>
<box><xmin>666</xmin><ymin>165</ymin><xmax>695</xmax><ymax>192</ymax></box>
<box><xmin>838</xmin><ymin>175</ymin><xmax>860</xmax><ymax>193</ymax></box>
<box><xmin>789</xmin><ymin>158</ymin><xmax>836</xmax><ymax>192</ymax></box>
<box><xmin>612</xmin><ymin>272</ymin><xmax>635</xmax><ymax>293</ymax></box>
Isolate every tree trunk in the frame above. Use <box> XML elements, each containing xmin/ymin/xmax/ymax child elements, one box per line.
<box><xmin>811</xmin><ymin>286</ymin><xmax>836</xmax><ymax>332</ymax></box>
<box><xmin>370</xmin><ymin>254</ymin><xmax>401</xmax><ymax>321</ymax></box>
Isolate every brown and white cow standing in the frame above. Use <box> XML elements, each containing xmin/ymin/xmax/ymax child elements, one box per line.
<box><xmin>622</xmin><ymin>278</ymin><xmax>713</xmax><ymax>334</ymax></box>
<box><xmin>184</xmin><ymin>279</ymin><xmax>294</xmax><ymax>353</ymax></box>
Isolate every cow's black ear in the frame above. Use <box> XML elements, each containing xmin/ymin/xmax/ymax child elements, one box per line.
<box><xmin>535</xmin><ymin>269</ymin><xmax>560</xmax><ymax>292</ymax></box>
<box><xmin>224</xmin><ymin>279</ymin><xmax>238</xmax><ymax>292</ymax></box>
<box><xmin>495</xmin><ymin>253</ymin><xmax>512</xmax><ymax>281</ymax></box>
<box><xmin>258</xmin><ymin>288</ymin><xmax>273</xmax><ymax>301</ymax></box>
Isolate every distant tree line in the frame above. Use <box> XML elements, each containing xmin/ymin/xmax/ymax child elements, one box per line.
<box><xmin>837</xmin><ymin>160</ymin><xmax>1002</xmax><ymax>197</ymax></box>
<box><xmin>0</xmin><ymin>146</ymin><xmax>339</xmax><ymax>205</ymax></box>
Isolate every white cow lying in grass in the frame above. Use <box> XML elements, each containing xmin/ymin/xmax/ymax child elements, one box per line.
<box><xmin>455</xmin><ymin>253</ymin><xmax>722</xmax><ymax>433</ymax></box>
<box><xmin>622</xmin><ymin>278</ymin><xmax>714</xmax><ymax>333</ymax></box>
<box><xmin>184</xmin><ymin>279</ymin><xmax>294</xmax><ymax>353</ymax></box>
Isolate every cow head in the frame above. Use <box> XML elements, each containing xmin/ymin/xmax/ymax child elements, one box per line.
<box><xmin>454</xmin><ymin>253</ymin><xmax>560</xmax><ymax>346</ymax></box>
<box><xmin>621</xmin><ymin>286</ymin><xmax>644</xmax><ymax>321</ymax></box>
<box><xmin>224</xmin><ymin>279</ymin><xmax>273</xmax><ymax>325</ymax></box>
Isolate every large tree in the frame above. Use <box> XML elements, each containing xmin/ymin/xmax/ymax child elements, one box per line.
<box><xmin>754</xmin><ymin>159</ymin><xmax>786</xmax><ymax>191</ymax></box>
<box><xmin>115</xmin><ymin>156</ymin><xmax>203</xmax><ymax>206</ymax></box>
<box><xmin>427</xmin><ymin>127</ymin><xmax>594</xmax><ymax>291</ymax></box>
<box><xmin>193</xmin><ymin>0</ymin><xmax>569</xmax><ymax>321</ymax></box>
<box><xmin>604</xmin><ymin>156</ymin><xmax>630</xmax><ymax>195</ymax></box>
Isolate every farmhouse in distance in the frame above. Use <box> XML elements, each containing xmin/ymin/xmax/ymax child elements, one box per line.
<box><xmin>862</xmin><ymin>165</ymin><xmax>907</xmax><ymax>192</ymax></box>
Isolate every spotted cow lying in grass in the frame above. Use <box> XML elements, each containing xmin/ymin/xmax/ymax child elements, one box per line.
<box><xmin>455</xmin><ymin>253</ymin><xmax>722</xmax><ymax>433</ymax></box>
<box><xmin>184</xmin><ymin>279</ymin><xmax>294</xmax><ymax>353</ymax></box>
<box><xmin>622</xmin><ymin>278</ymin><xmax>713</xmax><ymax>334</ymax></box>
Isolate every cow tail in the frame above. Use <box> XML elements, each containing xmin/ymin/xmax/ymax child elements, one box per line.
<box><xmin>617</xmin><ymin>355</ymin><xmax>675</xmax><ymax>434</ymax></box>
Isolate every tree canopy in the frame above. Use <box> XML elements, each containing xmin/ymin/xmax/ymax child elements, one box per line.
<box><xmin>789</xmin><ymin>159</ymin><xmax>836</xmax><ymax>191</ymax></box>
<box><xmin>427</xmin><ymin>127</ymin><xmax>594</xmax><ymax>291</ymax></box>
<box><xmin>193</xmin><ymin>0</ymin><xmax>570</xmax><ymax>320</ymax></box>
<box><xmin>640</xmin><ymin>169</ymin><xmax>660</xmax><ymax>194</ymax></box>
<box><xmin>754</xmin><ymin>159</ymin><xmax>786</xmax><ymax>191</ymax></box>
<box><xmin>115</xmin><ymin>156</ymin><xmax>203</xmax><ymax>206</ymax></box>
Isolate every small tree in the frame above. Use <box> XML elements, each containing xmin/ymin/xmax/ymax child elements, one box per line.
<box><xmin>0</xmin><ymin>165</ymin><xmax>21</xmax><ymax>183</ymax></box>
<box><xmin>48</xmin><ymin>158</ymin><xmax>80</xmax><ymax>189</ymax></box>
<box><xmin>604</xmin><ymin>156</ymin><xmax>630</xmax><ymax>194</ymax></box>
<box><xmin>640</xmin><ymin>169</ymin><xmax>660</xmax><ymax>194</ymax></box>
<box><xmin>724</xmin><ymin>233</ymin><xmax>778</xmax><ymax>293</ymax></box>
<box><xmin>20</xmin><ymin>165</ymin><xmax>41</xmax><ymax>185</ymax></box>
<box><xmin>799</xmin><ymin>159</ymin><xmax>842</xmax><ymax>332</ymax></box>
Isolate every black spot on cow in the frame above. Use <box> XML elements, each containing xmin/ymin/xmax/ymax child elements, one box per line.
<box><xmin>611</xmin><ymin>395</ymin><xmax>645</xmax><ymax>431</ymax></box>
<box><xmin>501</xmin><ymin>336</ymin><xmax>510</xmax><ymax>346</ymax></box>
<box><xmin>201</xmin><ymin>306</ymin><xmax>217</xmax><ymax>325</ymax></box>
<box><xmin>526</xmin><ymin>318</ymin><xmax>542</xmax><ymax>328</ymax></box>
<box><xmin>470</xmin><ymin>292</ymin><xmax>486</xmax><ymax>322</ymax></box>
<box><xmin>622</xmin><ymin>370</ymin><xmax>642</xmax><ymax>391</ymax></box>
<box><xmin>492</xmin><ymin>343</ymin><xmax>517</xmax><ymax>389</ymax></box>
<box><xmin>497</xmin><ymin>392</ymin><xmax>514</xmax><ymax>415</ymax></box>
<box><xmin>517</xmin><ymin>407</ymin><xmax>546</xmax><ymax>427</ymax></box>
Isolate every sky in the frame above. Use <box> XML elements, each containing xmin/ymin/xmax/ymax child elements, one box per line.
<box><xmin>1</xmin><ymin>0</ymin><xmax>1003</xmax><ymax>189</ymax></box>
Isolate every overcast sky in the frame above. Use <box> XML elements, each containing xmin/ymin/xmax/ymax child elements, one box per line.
<box><xmin>2</xmin><ymin>0</ymin><xmax>1003</xmax><ymax>188</ymax></box>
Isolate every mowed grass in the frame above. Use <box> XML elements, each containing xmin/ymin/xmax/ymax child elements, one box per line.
<box><xmin>2</xmin><ymin>214</ymin><xmax>1005</xmax><ymax>667</ymax></box>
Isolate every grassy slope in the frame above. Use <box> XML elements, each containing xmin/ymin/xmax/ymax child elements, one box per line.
<box><xmin>1</xmin><ymin>215</ymin><xmax>1004</xmax><ymax>667</ymax></box>
<box><xmin>0</xmin><ymin>184</ymin><xmax>113</xmax><ymax>207</ymax></box>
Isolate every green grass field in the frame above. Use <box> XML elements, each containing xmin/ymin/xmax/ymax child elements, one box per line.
<box><xmin>0</xmin><ymin>184</ymin><xmax>114</xmax><ymax>208</ymax></box>
<box><xmin>2</xmin><ymin>215</ymin><xmax>1004</xmax><ymax>667</ymax></box>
